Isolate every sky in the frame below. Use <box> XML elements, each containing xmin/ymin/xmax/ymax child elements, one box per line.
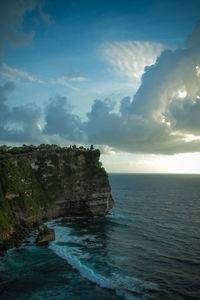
<box><xmin>0</xmin><ymin>0</ymin><xmax>200</xmax><ymax>173</ymax></box>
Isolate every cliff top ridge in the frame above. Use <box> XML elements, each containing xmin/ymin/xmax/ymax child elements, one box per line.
<box><xmin>0</xmin><ymin>144</ymin><xmax>98</xmax><ymax>156</ymax></box>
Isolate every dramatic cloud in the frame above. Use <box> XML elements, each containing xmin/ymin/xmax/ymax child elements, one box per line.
<box><xmin>0</xmin><ymin>82</ymin><xmax>42</xmax><ymax>143</ymax></box>
<box><xmin>83</xmin><ymin>21</ymin><xmax>200</xmax><ymax>154</ymax></box>
<box><xmin>1</xmin><ymin>20</ymin><xmax>200</xmax><ymax>156</ymax></box>
<box><xmin>101</xmin><ymin>41</ymin><xmax>168</xmax><ymax>80</ymax></box>
<box><xmin>167</xmin><ymin>97</ymin><xmax>200</xmax><ymax>135</ymax></box>
<box><xmin>83</xmin><ymin>98</ymin><xmax>200</xmax><ymax>154</ymax></box>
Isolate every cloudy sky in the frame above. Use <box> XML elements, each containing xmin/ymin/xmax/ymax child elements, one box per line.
<box><xmin>1</xmin><ymin>0</ymin><xmax>200</xmax><ymax>173</ymax></box>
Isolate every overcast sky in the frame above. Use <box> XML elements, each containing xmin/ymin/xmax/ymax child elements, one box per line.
<box><xmin>0</xmin><ymin>0</ymin><xmax>200</xmax><ymax>173</ymax></box>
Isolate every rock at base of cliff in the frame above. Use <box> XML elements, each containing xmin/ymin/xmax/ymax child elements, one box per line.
<box><xmin>36</xmin><ymin>225</ymin><xmax>55</xmax><ymax>246</ymax></box>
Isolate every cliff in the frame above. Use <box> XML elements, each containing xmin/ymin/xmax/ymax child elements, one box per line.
<box><xmin>0</xmin><ymin>145</ymin><xmax>114</xmax><ymax>253</ymax></box>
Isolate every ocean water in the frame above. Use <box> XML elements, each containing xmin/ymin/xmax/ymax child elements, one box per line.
<box><xmin>1</xmin><ymin>174</ymin><xmax>200</xmax><ymax>299</ymax></box>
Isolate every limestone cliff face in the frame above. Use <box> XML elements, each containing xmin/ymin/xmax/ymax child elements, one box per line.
<box><xmin>0</xmin><ymin>146</ymin><xmax>114</xmax><ymax>252</ymax></box>
<box><xmin>15</xmin><ymin>148</ymin><xmax>113</xmax><ymax>217</ymax></box>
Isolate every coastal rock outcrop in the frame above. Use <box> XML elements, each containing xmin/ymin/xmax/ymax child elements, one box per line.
<box><xmin>36</xmin><ymin>225</ymin><xmax>55</xmax><ymax>246</ymax></box>
<box><xmin>0</xmin><ymin>145</ymin><xmax>114</xmax><ymax>253</ymax></box>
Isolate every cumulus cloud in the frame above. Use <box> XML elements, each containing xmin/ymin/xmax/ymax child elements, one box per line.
<box><xmin>83</xmin><ymin>99</ymin><xmax>121</xmax><ymax>145</ymax></box>
<box><xmin>0</xmin><ymin>82</ymin><xmax>42</xmax><ymax>143</ymax></box>
<box><xmin>166</xmin><ymin>97</ymin><xmax>200</xmax><ymax>135</ymax></box>
<box><xmin>82</xmin><ymin>98</ymin><xmax>200</xmax><ymax>154</ymax></box>
<box><xmin>1</xmin><ymin>20</ymin><xmax>200</xmax><ymax>155</ymax></box>
<box><xmin>43</xmin><ymin>96</ymin><xmax>83</xmax><ymax>142</ymax></box>
<box><xmin>83</xmin><ymin>21</ymin><xmax>200</xmax><ymax>154</ymax></box>
<box><xmin>101</xmin><ymin>41</ymin><xmax>169</xmax><ymax>80</ymax></box>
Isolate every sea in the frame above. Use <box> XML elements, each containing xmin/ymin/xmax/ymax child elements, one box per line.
<box><xmin>0</xmin><ymin>174</ymin><xmax>200</xmax><ymax>300</ymax></box>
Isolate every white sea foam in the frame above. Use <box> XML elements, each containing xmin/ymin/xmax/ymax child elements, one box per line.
<box><xmin>49</xmin><ymin>243</ymin><xmax>112</xmax><ymax>289</ymax></box>
<box><xmin>112</xmin><ymin>273</ymin><xmax>158</xmax><ymax>293</ymax></box>
<box><xmin>49</xmin><ymin>242</ymin><xmax>145</xmax><ymax>299</ymax></box>
<box><xmin>48</xmin><ymin>224</ymin><xmax>156</xmax><ymax>299</ymax></box>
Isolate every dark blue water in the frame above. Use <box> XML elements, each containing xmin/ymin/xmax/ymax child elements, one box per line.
<box><xmin>1</xmin><ymin>174</ymin><xmax>200</xmax><ymax>299</ymax></box>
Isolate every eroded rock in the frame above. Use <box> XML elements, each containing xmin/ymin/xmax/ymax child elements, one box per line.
<box><xmin>36</xmin><ymin>225</ymin><xmax>55</xmax><ymax>246</ymax></box>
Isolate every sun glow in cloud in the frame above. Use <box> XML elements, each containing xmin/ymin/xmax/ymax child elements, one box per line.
<box><xmin>184</xmin><ymin>134</ymin><xmax>200</xmax><ymax>142</ymax></box>
<box><xmin>37</xmin><ymin>123</ymin><xmax>42</xmax><ymax>131</ymax></box>
<box><xmin>196</xmin><ymin>65</ymin><xmax>200</xmax><ymax>76</ymax></box>
<box><xmin>178</xmin><ymin>89</ymin><xmax>187</xmax><ymax>98</ymax></box>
